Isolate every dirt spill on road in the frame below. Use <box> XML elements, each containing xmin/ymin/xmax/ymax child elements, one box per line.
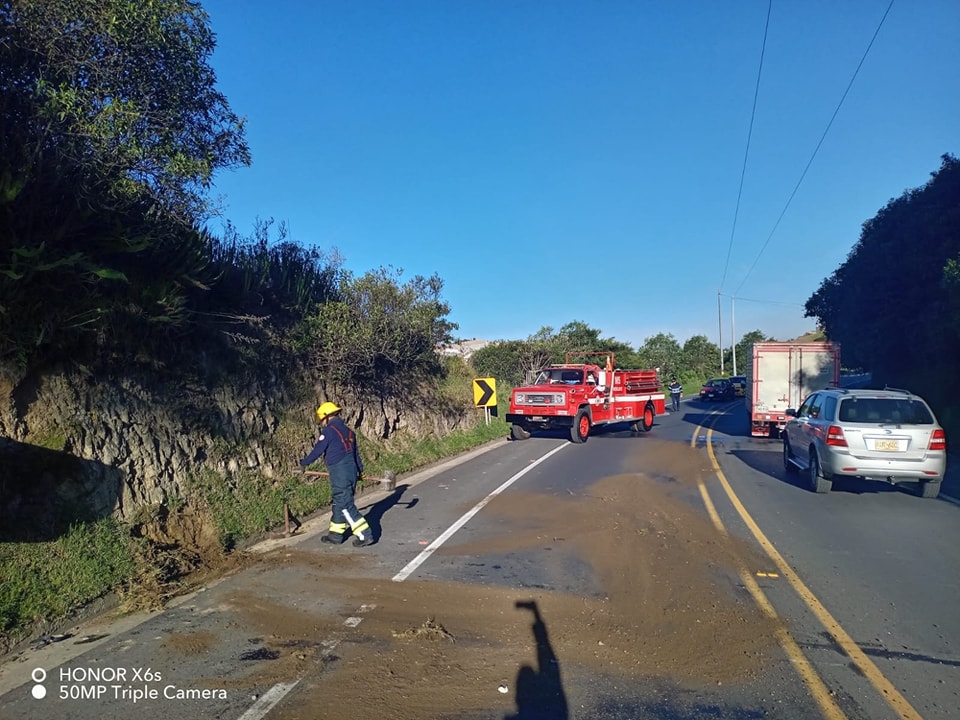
<box><xmin>162</xmin><ymin>629</ymin><xmax>217</xmax><ymax>656</ymax></box>
<box><xmin>245</xmin><ymin>439</ymin><xmax>783</xmax><ymax>720</ymax></box>
<box><xmin>201</xmin><ymin>549</ymin><xmax>368</xmax><ymax>690</ymax></box>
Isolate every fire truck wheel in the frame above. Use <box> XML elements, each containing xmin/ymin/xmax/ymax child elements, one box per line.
<box><xmin>511</xmin><ymin>423</ymin><xmax>531</xmax><ymax>441</ymax></box>
<box><xmin>571</xmin><ymin>409</ymin><xmax>590</xmax><ymax>443</ymax></box>
<box><xmin>641</xmin><ymin>403</ymin><xmax>655</xmax><ymax>432</ymax></box>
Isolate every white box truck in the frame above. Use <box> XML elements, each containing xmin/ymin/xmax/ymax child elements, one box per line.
<box><xmin>745</xmin><ymin>342</ymin><xmax>841</xmax><ymax>437</ymax></box>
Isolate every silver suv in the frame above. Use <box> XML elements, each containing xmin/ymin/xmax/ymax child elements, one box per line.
<box><xmin>782</xmin><ymin>388</ymin><xmax>947</xmax><ymax>497</ymax></box>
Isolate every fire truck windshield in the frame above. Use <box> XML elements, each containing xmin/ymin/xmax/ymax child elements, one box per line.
<box><xmin>535</xmin><ymin>369</ymin><xmax>583</xmax><ymax>385</ymax></box>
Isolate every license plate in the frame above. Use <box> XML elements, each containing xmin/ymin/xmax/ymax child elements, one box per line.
<box><xmin>874</xmin><ymin>439</ymin><xmax>901</xmax><ymax>452</ymax></box>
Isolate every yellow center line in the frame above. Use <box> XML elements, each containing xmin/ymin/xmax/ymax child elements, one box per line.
<box><xmin>698</xmin><ymin>423</ymin><xmax>924</xmax><ymax>720</ymax></box>
<box><xmin>696</xmin><ymin>481</ymin><xmax>846</xmax><ymax>720</ymax></box>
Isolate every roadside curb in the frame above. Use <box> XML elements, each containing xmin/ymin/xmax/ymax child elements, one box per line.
<box><xmin>0</xmin><ymin>435</ymin><xmax>510</xmax><ymax>694</ymax></box>
<box><xmin>248</xmin><ymin>436</ymin><xmax>509</xmax><ymax>554</ymax></box>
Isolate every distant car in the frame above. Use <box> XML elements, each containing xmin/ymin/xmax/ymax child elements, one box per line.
<box><xmin>782</xmin><ymin>387</ymin><xmax>946</xmax><ymax>497</ymax></box>
<box><xmin>700</xmin><ymin>378</ymin><xmax>735</xmax><ymax>401</ymax></box>
<box><xmin>730</xmin><ymin>375</ymin><xmax>747</xmax><ymax>397</ymax></box>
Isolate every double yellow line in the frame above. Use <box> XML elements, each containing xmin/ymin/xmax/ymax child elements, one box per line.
<box><xmin>693</xmin><ymin>419</ymin><xmax>923</xmax><ymax>720</ymax></box>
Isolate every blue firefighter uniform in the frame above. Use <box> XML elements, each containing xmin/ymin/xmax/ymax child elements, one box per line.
<box><xmin>301</xmin><ymin>412</ymin><xmax>373</xmax><ymax>547</ymax></box>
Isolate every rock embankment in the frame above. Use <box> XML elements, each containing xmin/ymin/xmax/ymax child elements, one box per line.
<box><xmin>0</xmin><ymin>367</ymin><xmax>473</xmax><ymax>541</ymax></box>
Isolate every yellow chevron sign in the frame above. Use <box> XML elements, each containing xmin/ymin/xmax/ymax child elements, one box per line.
<box><xmin>473</xmin><ymin>377</ymin><xmax>497</xmax><ymax>407</ymax></box>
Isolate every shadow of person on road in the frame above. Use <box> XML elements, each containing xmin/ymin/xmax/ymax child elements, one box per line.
<box><xmin>359</xmin><ymin>483</ymin><xmax>418</xmax><ymax>540</ymax></box>
<box><xmin>505</xmin><ymin>600</ymin><xmax>569</xmax><ymax>720</ymax></box>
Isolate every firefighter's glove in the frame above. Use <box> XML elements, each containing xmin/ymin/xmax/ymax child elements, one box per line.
<box><xmin>292</xmin><ymin>465</ymin><xmax>306</xmax><ymax>475</ymax></box>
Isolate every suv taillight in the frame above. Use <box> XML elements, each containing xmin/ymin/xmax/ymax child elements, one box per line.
<box><xmin>826</xmin><ymin>425</ymin><xmax>847</xmax><ymax>447</ymax></box>
<box><xmin>929</xmin><ymin>429</ymin><xmax>946</xmax><ymax>451</ymax></box>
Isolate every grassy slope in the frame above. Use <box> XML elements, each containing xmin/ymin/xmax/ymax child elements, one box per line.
<box><xmin>0</xmin><ymin>414</ymin><xmax>510</xmax><ymax>652</ymax></box>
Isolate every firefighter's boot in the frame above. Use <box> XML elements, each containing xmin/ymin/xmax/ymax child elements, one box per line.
<box><xmin>343</xmin><ymin>510</ymin><xmax>374</xmax><ymax>547</ymax></box>
<box><xmin>321</xmin><ymin>521</ymin><xmax>348</xmax><ymax>545</ymax></box>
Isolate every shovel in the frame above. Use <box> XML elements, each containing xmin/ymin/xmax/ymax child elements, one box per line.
<box><xmin>303</xmin><ymin>469</ymin><xmax>397</xmax><ymax>491</ymax></box>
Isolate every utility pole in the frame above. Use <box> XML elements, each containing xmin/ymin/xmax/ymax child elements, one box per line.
<box><xmin>731</xmin><ymin>295</ymin><xmax>737</xmax><ymax>376</ymax></box>
<box><xmin>717</xmin><ymin>291</ymin><xmax>724</xmax><ymax>375</ymax></box>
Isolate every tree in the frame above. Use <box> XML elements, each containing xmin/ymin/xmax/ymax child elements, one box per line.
<box><xmin>303</xmin><ymin>267</ymin><xmax>457</xmax><ymax>398</ymax></box>
<box><xmin>805</xmin><ymin>154</ymin><xmax>960</xmax><ymax>435</ymax></box>
<box><xmin>943</xmin><ymin>255</ymin><xmax>960</xmax><ymax>335</ymax></box>
<box><xmin>471</xmin><ymin>320</ymin><xmax>640</xmax><ymax>386</ymax></box>
<box><xmin>805</xmin><ymin>154</ymin><xmax>959</xmax><ymax>375</ymax></box>
<box><xmin>509</xmin><ymin>327</ymin><xmax>558</xmax><ymax>380</ymax></box>
<box><xmin>554</xmin><ymin>321</ymin><xmax>638</xmax><ymax>366</ymax></box>
<box><xmin>1</xmin><ymin>0</ymin><xmax>249</xmax><ymax>222</ymax></box>
<box><xmin>556</xmin><ymin>321</ymin><xmax>602</xmax><ymax>351</ymax></box>
<box><xmin>471</xmin><ymin>340</ymin><xmax>527</xmax><ymax>387</ymax></box>
<box><xmin>730</xmin><ymin>330</ymin><xmax>769</xmax><ymax>374</ymax></box>
<box><xmin>637</xmin><ymin>333</ymin><xmax>682</xmax><ymax>377</ymax></box>
<box><xmin>207</xmin><ymin>219</ymin><xmax>343</xmax><ymax>326</ymax></box>
<box><xmin>0</xmin><ymin>0</ymin><xmax>250</xmax><ymax>370</ymax></box>
<box><xmin>681</xmin><ymin>335</ymin><xmax>719</xmax><ymax>377</ymax></box>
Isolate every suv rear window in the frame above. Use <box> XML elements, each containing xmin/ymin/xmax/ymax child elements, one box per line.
<box><xmin>837</xmin><ymin>398</ymin><xmax>934</xmax><ymax>425</ymax></box>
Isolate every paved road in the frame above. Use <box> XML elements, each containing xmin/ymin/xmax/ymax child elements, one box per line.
<box><xmin>1</xmin><ymin>398</ymin><xmax>956</xmax><ymax>719</ymax></box>
<box><xmin>684</xmin><ymin>396</ymin><xmax>960</xmax><ymax>720</ymax></box>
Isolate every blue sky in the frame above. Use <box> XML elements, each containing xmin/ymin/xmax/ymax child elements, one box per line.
<box><xmin>202</xmin><ymin>1</ymin><xmax>958</xmax><ymax>348</ymax></box>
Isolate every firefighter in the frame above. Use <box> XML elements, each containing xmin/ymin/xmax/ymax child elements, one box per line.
<box><xmin>668</xmin><ymin>378</ymin><xmax>683</xmax><ymax>412</ymax></box>
<box><xmin>299</xmin><ymin>401</ymin><xmax>374</xmax><ymax>547</ymax></box>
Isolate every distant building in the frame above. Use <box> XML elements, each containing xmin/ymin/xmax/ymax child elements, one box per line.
<box><xmin>437</xmin><ymin>339</ymin><xmax>492</xmax><ymax>360</ymax></box>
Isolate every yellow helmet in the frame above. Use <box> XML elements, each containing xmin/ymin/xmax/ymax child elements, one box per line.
<box><xmin>316</xmin><ymin>401</ymin><xmax>341</xmax><ymax>421</ymax></box>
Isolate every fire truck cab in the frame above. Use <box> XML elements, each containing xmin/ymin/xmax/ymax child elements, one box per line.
<box><xmin>506</xmin><ymin>355</ymin><xmax>665</xmax><ymax>443</ymax></box>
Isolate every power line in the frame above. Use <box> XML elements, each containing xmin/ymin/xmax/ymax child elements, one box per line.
<box><xmin>719</xmin><ymin>0</ymin><xmax>773</xmax><ymax>293</ymax></box>
<box><xmin>734</xmin><ymin>0</ymin><xmax>897</xmax><ymax>296</ymax></box>
<box><xmin>720</xmin><ymin>292</ymin><xmax>805</xmax><ymax>308</ymax></box>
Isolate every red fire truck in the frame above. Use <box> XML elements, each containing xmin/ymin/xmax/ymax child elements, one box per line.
<box><xmin>506</xmin><ymin>354</ymin><xmax>665</xmax><ymax>443</ymax></box>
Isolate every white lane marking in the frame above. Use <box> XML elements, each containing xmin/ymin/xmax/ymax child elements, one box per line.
<box><xmin>236</xmin><ymin>680</ymin><xmax>300</xmax><ymax>720</ymax></box>
<box><xmin>391</xmin><ymin>443</ymin><xmax>571</xmax><ymax>583</ymax></box>
<box><xmin>236</xmin><ymin>445</ymin><xmax>568</xmax><ymax>719</ymax></box>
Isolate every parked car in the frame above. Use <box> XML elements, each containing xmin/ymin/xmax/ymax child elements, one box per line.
<box><xmin>700</xmin><ymin>378</ymin><xmax>735</xmax><ymax>401</ymax></box>
<box><xmin>782</xmin><ymin>387</ymin><xmax>946</xmax><ymax>497</ymax></box>
<box><xmin>730</xmin><ymin>375</ymin><xmax>747</xmax><ymax>397</ymax></box>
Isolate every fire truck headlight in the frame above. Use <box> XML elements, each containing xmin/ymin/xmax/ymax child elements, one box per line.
<box><xmin>553</xmin><ymin>393</ymin><xmax>564</xmax><ymax>404</ymax></box>
<box><xmin>515</xmin><ymin>393</ymin><xmax>526</xmax><ymax>404</ymax></box>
